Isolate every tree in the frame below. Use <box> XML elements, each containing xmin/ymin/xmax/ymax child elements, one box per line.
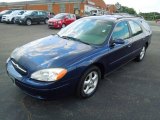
<box><xmin>139</xmin><ymin>12</ymin><xmax>160</xmax><ymax>20</ymax></box>
<box><xmin>118</xmin><ymin>6</ymin><xmax>137</xmax><ymax>15</ymax></box>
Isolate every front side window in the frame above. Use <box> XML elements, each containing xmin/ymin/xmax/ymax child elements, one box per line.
<box><xmin>112</xmin><ymin>21</ymin><xmax>130</xmax><ymax>40</ymax></box>
<box><xmin>18</xmin><ymin>11</ymin><xmax>25</xmax><ymax>15</ymax></box>
<box><xmin>58</xmin><ymin>18</ymin><xmax>114</xmax><ymax>45</ymax></box>
<box><xmin>128</xmin><ymin>21</ymin><xmax>143</xmax><ymax>36</ymax></box>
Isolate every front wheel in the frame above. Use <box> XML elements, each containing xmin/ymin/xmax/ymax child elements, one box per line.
<box><xmin>135</xmin><ymin>46</ymin><xmax>146</xmax><ymax>62</ymax></box>
<box><xmin>76</xmin><ymin>66</ymin><xmax>101</xmax><ymax>98</ymax></box>
<box><xmin>26</xmin><ymin>19</ymin><xmax>32</xmax><ymax>26</ymax></box>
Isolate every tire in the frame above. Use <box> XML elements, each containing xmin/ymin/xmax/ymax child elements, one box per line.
<box><xmin>26</xmin><ymin>19</ymin><xmax>32</xmax><ymax>26</ymax></box>
<box><xmin>62</xmin><ymin>24</ymin><xmax>66</xmax><ymax>28</ymax></box>
<box><xmin>76</xmin><ymin>66</ymin><xmax>101</xmax><ymax>98</ymax></box>
<box><xmin>44</xmin><ymin>18</ymin><xmax>48</xmax><ymax>24</ymax></box>
<box><xmin>11</xmin><ymin>18</ymin><xmax>15</xmax><ymax>24</ymax></box>
<box><xmin>135</xmin><ymin>46</ymin><xmax>146</xmax><ymax>62</ymax></box>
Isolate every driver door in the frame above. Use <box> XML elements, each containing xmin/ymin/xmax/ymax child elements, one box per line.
<box><xmin>64</xmin><ymin>15</ymin><xmax>71</xmax><ymax>25</ymax></box>
<box><xmin>107</xmin><ymin>21</ymin><xmax>133</xmax><ymax>72</ymax></box>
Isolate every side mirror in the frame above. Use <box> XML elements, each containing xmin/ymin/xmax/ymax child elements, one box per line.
<box><xmin>110</xmin><ymin>38</ymin><xmax>125</xmax><ymax>47</ymax></box>
<box><xmin>113</xmin><ymin>39</ymin><xmax>125</xmax><ymax>44</ymax></box>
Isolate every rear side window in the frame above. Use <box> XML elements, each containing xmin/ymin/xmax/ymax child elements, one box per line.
<box><xmin>42</xmin><ymin>11</ymin><xmax>47</xmax><ymax>16</ymax></box>
<box><xmin>38</xmin><ymin>11</ymin><xmax>43</xmax><ymax>15</ymax></box>
<box><xmin>70</xmin><ymin>14</ymin><xmax>76</xmax><ymax>19</ymax></box>
<box><xmin>112</xmin><ymin>21</ymin><xmax>130</xmax><ymax>40</ymax></box>
<box><xmin>128</xmin><ymin>21</ymin><xmax>143</xmax><ymax>36</ymax></box>
<box><xmin>139</xmin><ymin>20</ymin><xmax>151</xmax><ymax>32</ymax></box>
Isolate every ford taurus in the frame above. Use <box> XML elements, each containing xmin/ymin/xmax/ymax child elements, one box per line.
<box><xmin>6</xmin><ymin>15</ymin><xmax>152</xmax><ymax>99</ymax></box>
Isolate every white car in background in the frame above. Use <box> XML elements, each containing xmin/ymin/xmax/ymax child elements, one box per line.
<box><xmin>2</xmin><ymin>10</ymin><xmax>26</xmax><ymax>23</ymax></box>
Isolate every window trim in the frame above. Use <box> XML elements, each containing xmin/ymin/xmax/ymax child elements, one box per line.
<box><xmin>108</xmin><ymin>20</ymin><xmax>132</xmax><ymax>45</ymax></box>
<box><xmin>128</xmin><ymin>20</ymin><xmax>143</xmax><ymax>37</ymax></box>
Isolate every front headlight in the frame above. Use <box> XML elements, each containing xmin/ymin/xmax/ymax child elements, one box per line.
<box><xmin>31</xmin><ymin>68</ymin><xmax>67</xmax><ymax>82</ymax></box>
<box><xmin>58</xmin><ymin>21</ymin><xmax>61</xmax><ymax>24</ymax></box>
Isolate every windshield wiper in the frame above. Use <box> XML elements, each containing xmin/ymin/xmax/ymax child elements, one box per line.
<box><xmin>61</xmin><ymin>36</ymin><xmax>90</xmax><ymax>45</ymax></box>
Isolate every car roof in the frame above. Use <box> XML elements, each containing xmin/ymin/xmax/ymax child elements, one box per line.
<box><xmin>84</xmin><ymin>14</ymin><xmax>143</xmax><ymax>22</ymax></box>
<box><xmin>25</xmin><ymin>10</ymin><xmax>46</xmax><ymax>12</ymax></box>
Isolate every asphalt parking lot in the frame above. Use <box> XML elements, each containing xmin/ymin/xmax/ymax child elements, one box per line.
<box><xmin>0</xmin><ymin>22</ymin><xmax>160</xmax><ymax>120</ymax></box>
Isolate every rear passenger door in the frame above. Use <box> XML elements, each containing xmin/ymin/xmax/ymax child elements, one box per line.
<box><xmin>128</xmin><ymin>20</ymin><xmax>145</xmax><ymax>57</ymax></box>
<box><xmin>38</xmin><ymin>11</ymin><xmax>46</xmax><ymax>22</ymax></box>
<box><xmin>31</xmin><ymin>11</ymin><xmax>39</xmax><ymax>22</ymax></box>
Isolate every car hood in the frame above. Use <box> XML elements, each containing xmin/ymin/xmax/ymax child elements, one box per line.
<box><xmin>48</xmin><ymin>18</ymin><xmax>61</xmax><ymax>22</ymax></box>
<box><xmin>11</xmin><ymin>35</ymin><xmax>94</xmax><ymax>73</ymax></box>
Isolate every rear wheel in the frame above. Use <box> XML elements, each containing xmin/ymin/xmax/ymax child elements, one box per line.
<box><xmin>76</xmin><ymin>66</ymin><xmax>101</xmax><ymax>98</ymax></box>
<box><xmin>26</xmin><ymin>19</ymin><xmax>32</xmax><ymax>26</ymax></box>
<box><xmin>135</xmin><ymin>46</ymin><xmax>146</xmax><ymax>62</ymax></box>
<box><xmin>44</xmin><ymin>18</ymin><xmax>48</xmax><ymax>24</ymax></box>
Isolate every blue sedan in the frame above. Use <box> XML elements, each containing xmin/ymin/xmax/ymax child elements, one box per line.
<box><xmin>6</xmin><ymin>15</ymin><xmax>152</xmax><ymax>99</ymax></box>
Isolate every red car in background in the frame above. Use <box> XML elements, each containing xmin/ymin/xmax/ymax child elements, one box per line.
<box><xmin>48</xmin><ymin>13</ymin><xmax>76</xmax><ymax>29</ymax></box>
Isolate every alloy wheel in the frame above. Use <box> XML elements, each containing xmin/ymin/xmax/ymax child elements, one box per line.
<box><xmin>83</xmin><ymin>71</ymin><xmax>99</xmax><ymax>95</ymax></box>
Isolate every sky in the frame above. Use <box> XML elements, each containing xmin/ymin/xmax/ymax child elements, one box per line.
<box><xmin>0</xmin><ymin>0</ymin><xmax>160</xmax><ymax>13</ymax></box>
<box><xmin>104</xmin><ymin>0</ymin><xmax>160</xmax><ymax>13</ymax></box>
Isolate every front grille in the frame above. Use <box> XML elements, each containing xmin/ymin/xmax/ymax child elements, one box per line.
<box><xmin>11</xmin><ymin>59</ymin><xmax>28</xmax><ymax>76</ymax></box>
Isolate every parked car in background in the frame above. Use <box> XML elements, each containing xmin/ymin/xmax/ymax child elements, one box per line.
<box><xmin>48</xmin><ymin>13</ymin><xmax>76</xmax><ymax>29</ymax></box>
<box><xmin>0</xmin><ymin>10</ymin><xmax>13</xmax><ymax>22</ymax></box>
<box><xmin>15</xmin><ymin>10</ymin><xmax>48</xmax><ymax>25</ymax></box>
<box><xmin>13</xmin><ymin>10</ymin><xmax>26</xmax><ymax>24</ymax></box>
<box><xmin>6</xmin><ymin>15</ymin><xmax>152</xmax><ymax>99</ymax></box>
<box><xmin>2</xmin><ymin>10</ymin><xmax>26</xmax><ymax>23</ymax></box>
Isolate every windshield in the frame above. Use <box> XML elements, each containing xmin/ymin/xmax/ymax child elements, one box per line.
<box><xmin>54</xmin><ymin>14</ymin><xmax>66</xmax><ymax>19</ymax></box>
<box><xmin>58</xmin><ymin>18</ymin><xmax>114</xmax><ymax>45</ymax></box>
<box><xmin>23</xmin><ymin>11</ymin><xmax>33</xmax><ymax>15</ymax></box>
<box><xmin>10</xmin><ymin>10</ymin><xmax>21</xmax><ymax>15</ymax></box>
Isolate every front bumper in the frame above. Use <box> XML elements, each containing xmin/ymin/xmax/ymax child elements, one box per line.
<box><xmin>2</xmin><ymin>17</ymin><xmax>12</xmax><ymax>23</ymax></box>
<box><xmin>15</xmin><ymin>18</ymin><xmax>26</xmax><ymax>24</ymax></box>
<box><xmin>6</xmin><ymin>59</ymin><xmax>76</xmax><ymax>99</ymax></box>
<box><xmin>48</xmin><ymin>22</ymin><xmax>62</xmax><ymax>28</ymax></box>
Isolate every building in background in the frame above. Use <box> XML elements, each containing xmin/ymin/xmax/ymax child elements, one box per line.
<box><xmin>106</xmin><ymin>4</ymin><xmax>117</xmax><ymax>13</ymax></box>
<box><xmin>0</xmin><ymin>0</ymin><xmax>108</xmax><ymax>16</ymax></box>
